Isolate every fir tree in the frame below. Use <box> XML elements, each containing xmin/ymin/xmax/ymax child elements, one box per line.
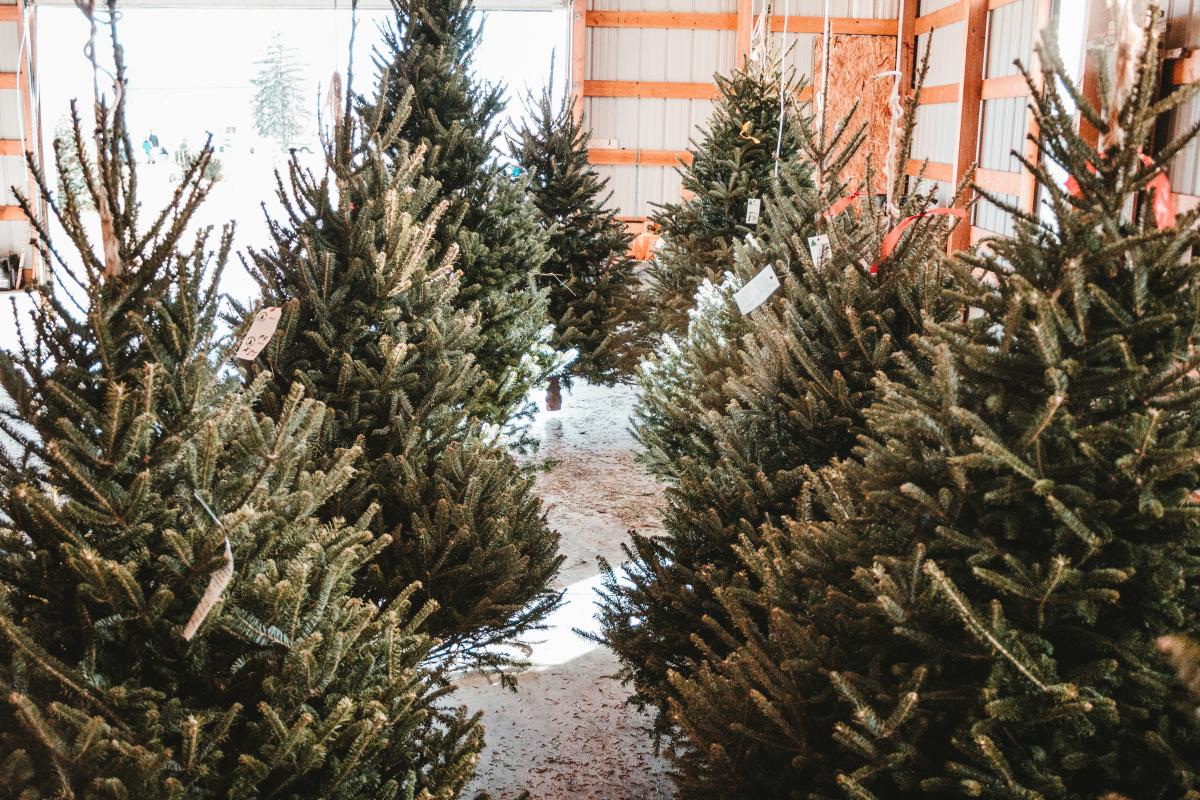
<box><xmin>597</xmin><ymin>65</ymin><xmax>962</xmax><ymax>769</ymax></box>
<box><xmin>374</xmin><ymin>0</ymin><xmax>552</xmax><ymax>427</ymax></box>
<box><xmin>51</xmin><ymin>114</ymin><xmax>91</xmax><ymax>211</ymax></box>
<box><xmin>508</xmin><ymin>83</ymin><xmax>645</xmax><ymax>397</ymax></box>
<box><xmin>662</xmin><ymin>14</ymin><xmax>1200</xmax><ymax>798</ymax></box>
<box><xmin>0</xmin><ymin>13</ymin><xmax>481</xmax><ymax>797</ymax></box>
<box><xmin>642</xmin><ymin>59</ymin><xmax>804</xmax><ymax>338</ymax></box>
<box><xmin>251</xmin><ymin>32</ymin><xmax>309</xmax><ymax>151</ymax></box>
<box><xmin>240</xmin><ymin>66</ymin><xmax>562</xmax><ymax>674</ymax></box>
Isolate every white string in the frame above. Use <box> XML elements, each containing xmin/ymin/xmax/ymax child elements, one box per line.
<box><xmin>772</xmin><ymin>0</ymin><xmax>790</xmax><ymax>176</ymax></box>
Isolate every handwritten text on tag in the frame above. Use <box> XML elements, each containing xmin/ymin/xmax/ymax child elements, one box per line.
<box><xmin>235</xmin><ymin>307</ymin><xmax>282</xmax><ymax>361</ymax></box>
<box><xmin>745</xmin><ymin>198</ymin><xmax>762</xmax><ymax>225</ymax></box>
<box><xmin>807</xmin><ymin>234</ymin><xmax>830</xmax><ymax>267</ymax></box>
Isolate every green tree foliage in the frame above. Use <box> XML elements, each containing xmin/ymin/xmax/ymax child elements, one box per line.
<box><xmin>597</xmin><ymin>69</ymin><xmax>962</xmax><ymax>776</ymax></box>
<box><xmin>375</xmin><ymin>0</ymin><xmax>551</xmax><ymax>427</ymax></box>
<box><xmin>659</xmin><ymin>16</ymin><xmax>1200</xmax><ymax>798</ymax></box>
<box><xmin>51</xmin><ymin>113</ymin><xmax>92</xmax><ymax>211</ymax></box>
<box><xmin>642</xmin><ymin>59</ymin><xmax>805</xmax><ymax>338</ymax></box>
<box><xmin>508</xmin><ymin>84</ymin><xmax>646</xmax><ymax>388</ymax></box>
<box><xmin>251</xmin><ymin>32</ymin><xmax>309</xmax><ymax>151</ymax></box>
<box><xmin>0</xmin><ymin>16</ymin><xmax>481</xmax><ymax>797</ymax></box>
<box><xmin>239</xmin><ymin>72</ymin><xmax>562</xmax><ymax>675</ymax></box>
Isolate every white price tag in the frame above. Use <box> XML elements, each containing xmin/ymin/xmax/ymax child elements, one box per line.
<box><xmin>733</xmin><ymin>265</ymin><xmax>780</xmax><ymax>315</ymax></box>
<box><xmin>807</xmin><ymin>234</ymin><xmax>830</xmax><ymax>267</ymax></box>
<box><xmin>745</xmin><ymin>197</ymin><xmax>762</xmax><ymax>225</ymax></box>
<box><xmin>235</xmin><ymin>306</ymin><xmax>282</xmax><ymax>361</ymax></box>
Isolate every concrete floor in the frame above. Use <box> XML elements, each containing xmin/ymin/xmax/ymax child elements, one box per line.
<box><xmin>458</xmin><ymin>382</ymin><xmax>673</xmax><ymax>800</ymax></box>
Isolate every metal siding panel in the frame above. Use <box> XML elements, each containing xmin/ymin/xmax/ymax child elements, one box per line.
<box><xmin>919</xmin><ymin>0</ymin><xmax>958</xmax><ymax>14</ymax></box>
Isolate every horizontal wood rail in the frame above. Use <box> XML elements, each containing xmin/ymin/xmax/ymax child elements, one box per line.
<box><xmin>766</xmin><ymin>16</ymin><xmax>898</xmax><ymax>35</ymax></box>
<box><xmin>981</xmin><ymin>74</ymin><xmax>1030</xmax><ymax>99</ymax></box>
<box><xmin>0</xmin><ymin>73</ymin><xmax>17</xmax><ymax>91</ymax></box>
<box><xmin>589</xmin><ymin>148</ymin><xmax>694</xmax><ymax>167</ymax></box>
<box><xmin>1165</xmin><ymin>51</ymin><xmax>1200</xmax><ymax>86</ymax></box>
<box><xmin>586</xmin><ymin>11</ymin><xmax>736</xmax><ymax>29</ymax></box>
<box><xmin>974</xmin><ymin>167</ymin><xmax>1023</xmax><ymax>196</ymax></box>
<box><xmin>915</xmin><ymin>1</ymin><xmax>965</xmax><ymax>35</ymax></box>
<box><xmin>915</xmin><ymin>82</ymin><xmax>959</xmax><ymax>104</ymax></box>
<box><xmin>0</xmin><ymin>140</ymin><xmax>25</xmax><ymax>156</ymax></box>
<box><xmin>583</xmin><ymin>80</ymin><xmax>718</xmax><ymax>100</ymax></box>
<box><xmin>970</xmin><ymin>225</ymin><xmax>995</xmax><ymax>245</ymax></box>
<box><xmin>584</xmin><ymin>11</ymin><xmax>897</xmax><ymax>35</ymax></box>
<box><xmin>906</xmin><ymin>158</ymin><xmax>954</xmax><ymax>184</ymax></box>
<box><xmin>0</xmin><ymin>6</ymin><xmax>18</xmax><ymax>22</ymax></box>
<box><xmin>987</xmin><ymin>0</ymin><xmax>1025</xmax><ymax>8</ymax></box>
<box><xmin>0</xmin><ymin>206</ymin><xmax>25</xmax><ymax>222</ymax></box>
<box><xmin>1173</xmin><ymin>193</ymin><xmax>1200</xmax><ymax>214</ymax></box>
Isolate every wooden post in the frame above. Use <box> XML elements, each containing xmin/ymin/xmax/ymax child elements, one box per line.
<box><xmin>897</xmin><ymin>0</ymin><xmax>918</xmax><ymax>96</ymax></box>
<box><xmin>571</xmin><ymin>0</ymin><xmax>586</xmax><ymax>124</ymax></box>
<box><xmin>1078</xmin><ymin>0</ymin><xmax>1108</xmax><ymax>148</ymax></box>
<box><xmin>949</xmin><ymin>0</ymin><xmax>988</xmax><ymax>252</ymax></box>
<box><xmin>736</xmin><ymin>0</ymin><xmax>752</xmax><ymax>66</ymax></box>
<box><xmin>1018</xmin><ymin>0</ymin><xmax>1052</xmax><ymax>213</ymax></box>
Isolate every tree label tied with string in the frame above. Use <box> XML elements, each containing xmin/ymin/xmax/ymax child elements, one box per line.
<box><xmin>745</xmin><ymin>197</ymin><xmax>762</xmax><ymax>225</ymax></box>
<box><xmin>734</xmin><ymin>264</ymin><xmax>780</xmax><ymax>315</ymax></box>
<box><xmin>235</xmin><ymin>306</ymin><xmax>281</xmax><ymax>361</ymax></box>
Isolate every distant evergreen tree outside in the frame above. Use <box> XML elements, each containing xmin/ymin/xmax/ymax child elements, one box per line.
<box><xmin>51</xmin><ymin>113</ymin><xmax>91</xmax><ymax>211</ymax></box>
<box><xmin>374</xmin><ymin>0</ymin><xmax>552</xmax><ymax>428</ymax></box>
<box><xmin>509</xmin><ymin>83</ymin><xmax>646</xmax><ymax>392</ymax></box>
<box><xmin>0</xmin><ymin>13</ymin><xmax>482</xmax><ymax>797</ymax></box>
<box><xmin>251</xmin><ymin>32</ymin><xmax>309</xmax><ymax>150</ymax></box>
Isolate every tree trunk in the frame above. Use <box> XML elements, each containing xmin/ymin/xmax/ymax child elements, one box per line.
<box><xmin>546</xmin><ymin>376</ymin><xmax>563</xmax><ymax>412</ymax></box>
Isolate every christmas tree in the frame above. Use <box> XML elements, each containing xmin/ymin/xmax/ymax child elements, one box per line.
<box><xmin>663</xmin><ymin>14</ymin><xmax>1200</xmax><ymax>798</ymax></box>
<box><xmin>508</xmin><ymin>83</ymin><xmax>645</xmax><ymax>400</ymax></box>
<box><xmin>0</xmin><ymin>13</ymin><xmax>481</xmax><ymax>797</ymax></box>
<box><xmin>642</xmin><ymin>59</ymin><xmax>805</xmax><ymax>338</ymax></box>
<box><xmin>240</xmin><ymin>63</ymin><xmax>562</xmax><ymax>674</ymax></box>
<box><xmin>598</xmin><ymin>62</ymin><xmax>962</xmax><ymax>769</ymax></box>
<box><xmin>251</xmin><ymin>32</ymin><xmax>309</xmax><ymax>152</ymax></box>
<box><xmin>375</xmin><ymin>0</ymin><xmax>552</xmax><ymax>427</ymax></box>
<box><xmin>51</xmin><ymin>114</ymin><xmax>91</xmax><ymax>210</ymax></box>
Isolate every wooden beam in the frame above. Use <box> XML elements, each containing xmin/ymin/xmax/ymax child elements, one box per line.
<box><xmin>915</xmin><ymin>82</ymin><xmax>960</xmax><ymax>104</ymax></box>
<box><xmin>571</xmin><ymin>0</ymin><xmax>586</xmax><ymax>123</ymax></box>
<box><xmin>987</xmin><ymin>0</ymin><xmax>1024</xmax><ymax>8</ymax></box>
<box><xmin>585</xmin><ymin>11</ymin><xmax>737</xmax><ymax>30</ymax></box>
<box><xmin>0</xmin><ymin>206</ymin><xmax>25</xmax><ymax>222</ymax></box>
<box><xmin>915</xmin><ymin>1</ymin><xmax>966</xmax><ymax>35</ymax></box>
<box><xmin>970</xmin><ymin>225</ymin><xmax>994</xmax><ymax>245</ymax></box>
<box><xmin>736</xmin><ymin>0</ymin><xmax>751</xmax><ymax>65</ymax></box>
<box><xmin>0</xmin><ymin>140</ymin><xmax>25</xmax><ymax>157</ymax></box>
<box><xmin>583</xmin><ymin>11</ymin><xmax>899</xmax><ymax>35</ymax></box>
<box><xmin>588</xmin><ymin>148</ymin><xmax>694</xmax><ymax>167</ymax></box>
<box><xmin>898</xmin><ymin>0</ymin><xmax>919</xmax><ymax>97</ymax></box>
<box><xmin>583</xmin><ymin>80</ymin><xmax>718</xmax><ymax>100</ymax></box>
<box><xmin>906</xmin><ymin>158</ymin><xmax>955</xmax><ymax>183</ymax></box>
<box><xmin>0</xmin><ymin>6</ymin><xmax>18</xmax><ymax>22</ymax></box>
<box><xmin>767</xmin><ymin>16</ymin><xmax>898</xmax><ymax>35</ymax></box>
<box><xmin>950</xmin><ymin>0</ymin><xmax>989</xmax><ymax>251</ymax></box>
<box><xmin>0</xmin><ymin>73</ymin><xmax>17</xmax><ymax>91</ymax></box>
<box><xmin>1165</xmin><ymin>50</ymin><xmax>1200</xmax><ymax>86</ymax></box>
<box><xmin>975</xmin><ymin>167</ymin><xmax>1023</xmax><ymax>196</ymax></box>
<box><xmin>1019</xmin><ymin>0</ymin><xmax>1052</xmax><ymax>212</ymax></box>
<box><xmin>1079</xmin><ymin>0</ymin><xmax>1107</xmax><ymax>148</ymax></box>
<box><xmin>981</xmin><ymin>74</ymin><xmax>1029</xmax><ymax>100</ymax></box>
<box><xmin>1171</xmin><ymin>193</ymin><xmax>1200</xmax><ymax>216</ymax></box>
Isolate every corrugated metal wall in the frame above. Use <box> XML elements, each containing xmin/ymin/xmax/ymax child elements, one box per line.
<box><xmin>585</xmin><ymin>0</ymin><xmax>900</xmax><ymax>217</ymax></box>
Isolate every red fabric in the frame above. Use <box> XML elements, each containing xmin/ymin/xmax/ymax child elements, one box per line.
<box><xmin>872</xmin><ymin>207</ymin><xmax>966</xmax><ymax>274</ymax></box>
<box><xmin>825</xmin><ymin>191</ymin><xmax>863</xmax><ymax>219</ymax></box>
<box><xmin>1066</xmin><ymin>153</ymin><xmax>1175</xmax><ymax>229</ymax></box>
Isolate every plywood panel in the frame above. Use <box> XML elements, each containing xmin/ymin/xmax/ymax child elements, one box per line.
<box><xmin>814</xmin><ymin>33</ymin><xmax>895</xmax><ymax>192</ymax></box>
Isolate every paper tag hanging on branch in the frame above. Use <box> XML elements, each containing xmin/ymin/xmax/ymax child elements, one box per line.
<box><xmin>745</xmin><ymin>198</ymin><xmax>762</xmax><ymax>225</ymax></box>
<box><xmin>734</xmin><ymin>265</ymin><xmax>780</xmax><ymax>315</ymax></box>
<box><xmin>235</xmin><ymin>306</ymin><xmax>282</xmax><ymax>361</ymax></box>
<box><xmin>807</xmin><ymin>234</ymin><xmax>831</xmax><ymax>268</ymax></box>
<box><xmin>872</xmin><ymin>207</ymin><xmax>967</xmax><ymax>274</ymax></box>
<box><xmin>182</xmin><ymin>489</ymin><xmax>234</xmax><ymax>642</ymax></box>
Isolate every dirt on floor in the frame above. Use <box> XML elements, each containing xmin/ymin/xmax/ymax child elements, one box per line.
<box><xmin>457</xmin><ymin>381</ymin><xmax>674</xmax><ymax>800</ymax></box>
